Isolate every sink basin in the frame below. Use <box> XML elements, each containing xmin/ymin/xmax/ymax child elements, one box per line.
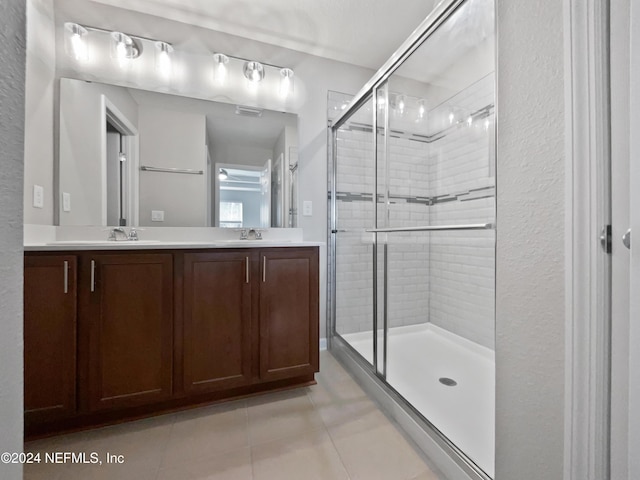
<box><xmin>47</xmin><ymin>240</ymin><xmax>161</xmax><ymax>246</ymax></box>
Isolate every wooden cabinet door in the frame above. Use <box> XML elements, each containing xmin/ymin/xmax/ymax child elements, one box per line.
<box><xmin>259</xmin><ymin>248</ymin><xmax>319</xmax><ymax>381</ymax></box>
<box><xmin>24</xmin><ymin>255</ymin><xmax>77</xmax><ymax>423</ymax></box>
<box><xmin>82</xmin><ymin>253</ymin><xmax>173</xmax><ymax>411</ymax></box>
<box><xmin>183</xmin><ymin>251</ymin><xmax>254</xmax><ymax>394</ymax></box>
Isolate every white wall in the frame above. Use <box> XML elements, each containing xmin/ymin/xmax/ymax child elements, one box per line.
<box><xmin>211</xmin><ymin>143</ymin><xmax>273</xmax><ymax>168</ymax></box>
<box><xmin>59</xmin><ymin>78</ymin><xmax>138</xmax><ymax>225</ymax></box>
<box><xmin>0</xmin><ymin>1</ymin><xmax>25</xmax><ymax>478</ymax></box>
<box><xmin>495</xmin><ymin>0</ymin><xmax>565</xmax><ymax>478</ymax></box>
<box><xmin>24</xmin><ymin>0</ymin><xmax>55</xmax><ymax>225</ymax></box>
<box><xmin>138</xmin><ymin>106</ymin><xmax>207</xmax><ymax>227</ymax></box>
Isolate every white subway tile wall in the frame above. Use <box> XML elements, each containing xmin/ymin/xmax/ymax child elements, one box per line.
<box><xmin>329</xmin><ymin>73</ymin><xmax>495</xmax><ymax>350</ymax></box>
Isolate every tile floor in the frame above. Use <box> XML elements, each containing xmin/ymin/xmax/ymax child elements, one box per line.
<box><xmin>24</xmin><ymin>351</ymin><xmax>443</xmax><ymax>480</ymax></box>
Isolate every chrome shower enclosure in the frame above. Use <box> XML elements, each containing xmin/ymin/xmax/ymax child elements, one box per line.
<box><xmin>328</xmin><ymin>0</ymin><xmax>496</xmax><ymax>479</ymax></box>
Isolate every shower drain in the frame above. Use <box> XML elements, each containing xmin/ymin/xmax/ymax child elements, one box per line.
<box><xmin>439</xmin><ymin>377</ymin><xmax>457</xmax><ymax>387</ymax></box>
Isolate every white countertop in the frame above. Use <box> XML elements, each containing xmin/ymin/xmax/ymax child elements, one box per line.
<box><xmin>24</xmin><ymin>241</ymin><xmax>323</xmax><ymax>251</ymax></box>
<box><xmin>24</xmin><ymin>225</ymin><xmax>324</xmax><ymax>251</ymax></box>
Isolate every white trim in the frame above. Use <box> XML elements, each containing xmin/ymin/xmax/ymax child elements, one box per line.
<box><xmin>627</xmin><ymin>1</ymin><xmax>640</xmax><ymax>476</ymax></box>
<box><xmin>101</xmin><ymin>95</ymin><xmax>139</xmax><ymax>227</ymax></box>
<box><xmin>564</xmin><ymin>1</ymin><xmax>611</xmax><ymax>479</ymax></box>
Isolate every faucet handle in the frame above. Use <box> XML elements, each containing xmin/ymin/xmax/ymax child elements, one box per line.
<box><xmin>128</xmin><ymin>228</ymin><xmax>139</xmax><ymax>241</ymax></box>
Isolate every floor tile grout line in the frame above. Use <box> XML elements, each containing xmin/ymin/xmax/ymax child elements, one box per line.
<box><xmin>152</xmin><ymin>412</ymin><xmax>177</xmax><ymax>479</ymax></box>
<box><xmin>310</xmin><ymin>357</ymin><xmax>356</xmax><ymax>480</ymax></box>
<box><xmin>245</xmin><ymin>401</ymin><xmax>257</xmax><ymax>480</ymax></box>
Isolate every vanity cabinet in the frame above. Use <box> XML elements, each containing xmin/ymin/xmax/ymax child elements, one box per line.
<box><xmin>182</xmin><ymin>247</ymin><xmax>319</xmax><ymax>391</ymax></box>
<box><xmin>24</xmin><ymin>245</ymin><xmax>319</xmax><ymax>437</ymax></box>
<box><xmin>24</xmin><ymin>255</ymin><xmax>77</xmax><ymax>424</ymax></box>
<box><xmin>79</xmin><ymin>253</ymin><xmax>174</xmax><ymax>411</ymax></box>
<box><xmin>182</xmin><ymin>251</ymin><xmax>255</xmax><ymax>394</ymax></box>
<box><xmin>259</xmin><ymin>248</ymin><xmax>319</xmax><ymax>381</ymax></box>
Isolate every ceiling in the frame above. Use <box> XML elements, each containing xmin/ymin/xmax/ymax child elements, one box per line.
<box><xmin>88</xmin><ymin>0</ymin><xmax>440</xmax><ymax>70</ymax></box>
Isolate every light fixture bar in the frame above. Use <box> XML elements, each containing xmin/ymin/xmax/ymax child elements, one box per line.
<box><xmin>76</xmin><ymin>24</ymin><xmax>173</xmax><ymax>49</ymax></box>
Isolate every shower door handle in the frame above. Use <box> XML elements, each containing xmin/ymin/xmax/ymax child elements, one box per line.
<box><xmin>600</xmin><ymin>225</ymin><xmax>612</xmax><ymax>253</ymax></box>
<box><xmin>366</xmin><ymin>223</ymin><xmax>493</xmax><ymax>233</ymax></box>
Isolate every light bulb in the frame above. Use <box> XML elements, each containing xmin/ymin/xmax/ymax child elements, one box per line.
<box><xmin>397</xmin><ymin>95</ymin><xmax>405</xmax><ymax>114</ymax></box>
<box><xmin>64</xmin><ymin>23</ymin><xmax>88</xmax><ymax>62</ymax></box>
<box><xmin>467</xmin><ymin>115</ymin><xmax>473</xmax><ymax>127</ymax></box>
<box><xmin>155</xmin><ymin>42</ymin><xmax>173</xmax><ymax>79</ymax></box>
<box><xmin>213</xmin><ymin>53</ymin><xmax>229</xmax><ymax>86</ymax></box>
<box><xmin>110</xmin><ymin>32</ymin><xmax>138</xmax><ymax>68</ymax></box>
<box><xmin>243</xmin><ymin>61</ymin><xmax>264</xmax><ymax>83</ymax></box>
<box><xmin>484</xmin><ymin>118</ymin><xmax>491</xmax><ymax>131</ymax></box>
<box><xmin>279</xmin><ymin>68</ymin><xmax>294</xmax><ymax>98</ymax></box>
<box><xmin>448</xmin><ymin>112</ymin><xmax>455</xmax><ymax>124</ymax></box>
<box><xmin>71</xmin><ymin>33</ymin><xmax>86</xmax><ymax>60</ymax></box>
<box><xmin>418</xmin><ymin>100</ymin><xmax>426</xmax><ymax>119</ymax></box>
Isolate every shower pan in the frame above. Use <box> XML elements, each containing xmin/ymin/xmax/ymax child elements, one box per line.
<box><xmin>328</xmin><ymin>0</ymin><xmax>495</xmax><ymax>479</ymax></box>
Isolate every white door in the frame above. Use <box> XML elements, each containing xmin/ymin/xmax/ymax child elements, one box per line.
<box><xmin>260</xmin><ymin>158</ymin><xmax>271</xmax><ymax>228</ymax></box>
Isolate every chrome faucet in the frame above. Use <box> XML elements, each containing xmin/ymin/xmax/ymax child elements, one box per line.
<box><xmin>236</xmin><ymin>228</ymin><xmax>264</xmax><ymax>240</ymax></box>
<box><xmin>108</xmin><ymin>227</ymin><xmax>129</xmax><ymax>241</ymax></box>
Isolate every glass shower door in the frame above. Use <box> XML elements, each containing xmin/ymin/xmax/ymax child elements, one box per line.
<box><xmin>374</xmin><ymin>0</ymin><xmax>496</xmax><ymax>475</ymax></box>
<box><xmin>332</xmin><ymin>96</ymin><xmax>376</xmax><ymax>366</ymax></box>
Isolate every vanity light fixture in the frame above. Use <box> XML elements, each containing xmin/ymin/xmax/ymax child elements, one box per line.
<box><xmin>243</xmin><ymin>61</ymin><xmax>265</xmax><ymax>83</ymax></box>
<box><xmin>64</xmin><ymin>22</ymin><xmax>89</xmax><ymax>62</ymax></box>
<box><xmin>155</xmin><ymin>41</ymin><xmax>173</xmax><ymax>78</ymax></box>
<box><xmin>279</xmin><ymin>68</ymin><xmax>294</xmax><ymax>97</ymax></box>
<box><xmin>63</xmin><ymin>22</ymin><xmax>296</xmax><ymax>98</ymax></box>
<box><xmin>212</xmin><ymin>53</ymin><xmax>229</xmax><ymax>85</ymax></box>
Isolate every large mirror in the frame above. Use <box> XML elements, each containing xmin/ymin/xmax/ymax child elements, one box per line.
<box><xmin>58</xmin><ymin>77</ymin><xmax>298</xmax><ymax>228</ymax></box>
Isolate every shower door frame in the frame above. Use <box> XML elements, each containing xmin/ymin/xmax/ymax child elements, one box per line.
<box><xmin>327</xmin><ymin>0</ymin><xmax>494</xmax><ymax>479</ymax></box>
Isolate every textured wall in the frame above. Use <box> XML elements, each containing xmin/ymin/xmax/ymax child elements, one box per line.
<box><xmin>0</xmin><ymin>1</ymin><xmax>26</xmax><ymax>479</ymax></box>
<box><xmin>495</xmin><ymin>0</ymin><xmax>565</xmax><ymax>478</ymax></box>
<box><xmin>24</xmin><ymin>0</ymin><xmax>55</xmax><ymax>225</ymax></box>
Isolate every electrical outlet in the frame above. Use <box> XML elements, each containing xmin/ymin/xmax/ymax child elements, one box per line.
<box><xmin>62</xmin><ymin>192</ymin><xmax>71</xmax><ymax>212</ymax></box>
<box><xmin>151</xmin><ymin>210</ymin><xmax>165</xmax><ymax>222</ymax></box>
<box><xmin>33</xmin><ymin>185</ymin><xmax>44</xmax><ymax>209</ymax></box>
<box><xmin>303</xmin><ymin>201</ymin><xmax>312</xmax><ymax>216</ymax></box>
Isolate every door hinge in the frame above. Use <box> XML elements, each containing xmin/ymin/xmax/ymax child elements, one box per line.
<box><xmin>600</xmin><ymin>225</ymin><xmax>612</xmax><ymax>254</ymax></box>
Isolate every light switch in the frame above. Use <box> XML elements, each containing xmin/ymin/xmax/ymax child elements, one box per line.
<box><xmin>151</xmin><ymin>210</ymin><xmax>165</xmax><ymax>222</ymax></box>
<box><xmin>303</xmin><ymin>201</ymin><xmax>312</xmax><ymax>217</ymax></box>
<box><xmin>33</xmin><ymin>185</ymin><xmax>44</xmax><ymax>209</ymax></box>
<box><xmin>62</xmin><ymin>192</ymin><xmax>71</xmax><ymax>212</ymax></box>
